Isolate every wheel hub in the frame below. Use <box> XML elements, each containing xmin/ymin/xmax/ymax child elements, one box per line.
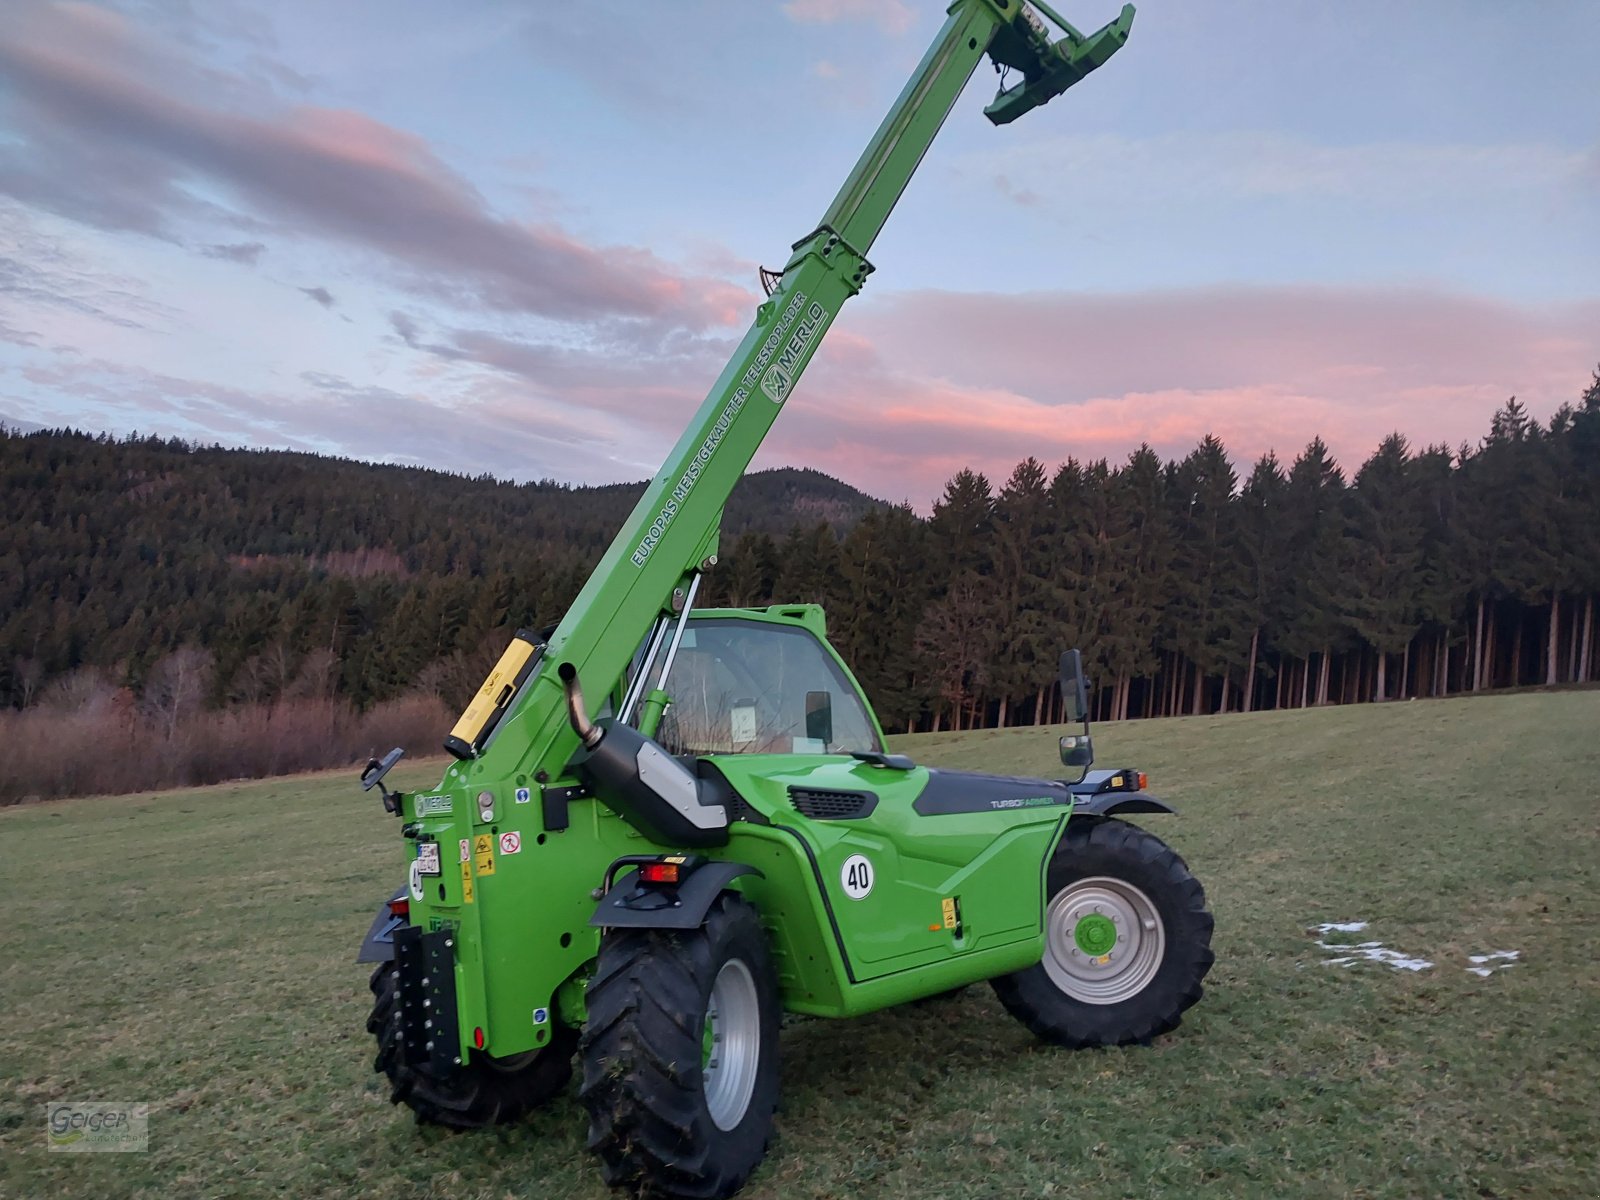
<box><xmin>1044</xmin><ymin>875</ymin><xmax>1166</xmax><ymax>1005</ymax></box>
<box><xmin>1073</xmin><ymin>912</ymin><xmax>1118</xmax><ymax>957</ymax></box>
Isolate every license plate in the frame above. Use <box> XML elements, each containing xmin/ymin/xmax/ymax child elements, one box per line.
<box><xmin>415</xmin><ymin>842</ymin><xmax>441</xmax><ymax>876</ymax></box>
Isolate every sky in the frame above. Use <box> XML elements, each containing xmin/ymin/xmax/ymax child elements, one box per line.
<box><xmin>1</xmin><ymin>0</ymin><xmax>1596</xmax><ymax>509</ymax></box>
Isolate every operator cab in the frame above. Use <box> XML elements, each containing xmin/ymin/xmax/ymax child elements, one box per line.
<box><xmin>646</xmin><ymin>608</ymin><xmax>884</xmax><ymax>758</ymax></box>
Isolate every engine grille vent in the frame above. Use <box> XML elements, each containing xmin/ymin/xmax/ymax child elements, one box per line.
<box><xmin>788</xmin><ymin>787</ymin><xmax>877</xmax><ymax>821</ymax></box>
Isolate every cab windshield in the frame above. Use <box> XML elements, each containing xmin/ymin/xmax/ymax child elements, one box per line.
<box><xmin>654</xmin><ymin>618</ymin><xmax>881</xmax><ymax>757</ymax></box>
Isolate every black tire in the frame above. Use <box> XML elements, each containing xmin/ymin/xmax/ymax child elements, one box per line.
<box><xmin>367</xmin><ymin>964</ymin><xmax>575</xmax><ymax>1128</ymax></box>
<box><xmin>580</xmin><ymin>893</ymin><xmax>780</xmax><ymax>1200</ymax></box>
<box><xmin>992</xmin><ymin>817</ymin><xmax>1214</xmax><ymax>1048</ymax></box>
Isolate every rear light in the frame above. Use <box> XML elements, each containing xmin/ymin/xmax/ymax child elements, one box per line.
<box><xmin>387</xmin><ymin>897</ymin><xmax>410</xmax><ymax>918</ymax></box>
<box><xmin>639</xmin><ymin>862</ymin><xmax>682</xmax><ymax>886</ymax></box>
<box><xmin>473</xmin><ymin>1026</ymin><xmax>485</xmax><ymax>1049</ymax></box>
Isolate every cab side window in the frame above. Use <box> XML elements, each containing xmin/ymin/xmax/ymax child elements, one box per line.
<box><xmin>656</xmin><ymin>620</ymin><xmax>880</xmax><ymax>757</ymax></box>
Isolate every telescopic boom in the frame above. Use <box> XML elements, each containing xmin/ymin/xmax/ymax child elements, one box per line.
<box><xmin>441</xmin><ymin>0</ymin><xmax>1134</xmax><ymax>798</ymax></box>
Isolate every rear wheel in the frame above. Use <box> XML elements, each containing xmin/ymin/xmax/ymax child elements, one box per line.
<box><xmin>580</xmin><ymin>893</ymin><xmax>780</xmax><ymax>1199</ymax></box>
<box><xmin>992</xmin><ymin>817</ymin><xmax>1213</xmax><ymax>1047</ymax></box>
<box><xmin>367</xmin><ymin>965</ymin><xmax>575</xmax><ymax>1127</ymax></box>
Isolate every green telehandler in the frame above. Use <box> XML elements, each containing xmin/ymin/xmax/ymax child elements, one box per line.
<box><xmin>356</xmin><ymin>3</ymin><xmax>1213</xmax><ymax>1196</ymax></box>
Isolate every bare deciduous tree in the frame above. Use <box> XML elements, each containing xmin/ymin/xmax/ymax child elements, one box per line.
<box><xmin>143</xmin><ymin>647</ymin><xmax>214</xmax><ymax>740</ymax></box>
<box><xmin>12</xmin><ymin>657</ymin><xmax>42</xmax><ymax>709</ymax></box>
<box><xmin>40</xmin><ymin>666</ymin><xmax>119</xmax><ymax>716</ymax></box>
<box><xmin>286</xmin><ymin>647</ymin><xmax>339</xmax><ymax>700</ymax></box>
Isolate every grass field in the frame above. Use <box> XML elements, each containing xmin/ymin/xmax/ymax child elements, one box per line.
<box><xmin>3</xmin><ymin>691</ymin><xmax>1598</xmax><ymax>1199</ymax></box>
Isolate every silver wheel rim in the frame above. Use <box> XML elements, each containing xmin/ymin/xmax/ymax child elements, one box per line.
<box><xmin>703</xmin><ymin>959</ymin><xmax>761</xmax><ymax>1131</ymax></box>
<box><xmin>1043</xmin><ymin>875</ymin><xmax>1166</xmax><ymax>1005</ymax></box>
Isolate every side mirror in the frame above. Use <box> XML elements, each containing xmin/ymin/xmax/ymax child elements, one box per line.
<box><xmin>360</xmin><ymin>746</ymin><xmax>406</xmax><ymax>815</ymax></box>
<box><xmin>1059</xmin><ymin>733</ymin><xmax>1094</xmax><ymax>768</ymax></box>
<box><xmin>1059</xmin><ymin>649</ymin><xmax>1090</xmax><ymax>724</ymax></box>
<box><xmin>805</xmin><ymin>690</ymin><xmax>834</xmax><ymax>747</ymax></box>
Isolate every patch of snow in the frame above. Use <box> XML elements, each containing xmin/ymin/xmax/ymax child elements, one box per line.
<box><xmin>1310</xmin><ymin>921</ymin><xmax>1370</xmax><ymax>934</ymax></box>
<box><xmin>1465</xmin><ymin>949</ymin><xmax>1520</xmax><ymax>977</ymax></box>
<box><xmin>1309</xmin><ymin>924</ymin><xmax>1522</xmax><ymax>978</ymax></box>
<box><xmin>1316</xmin><ymin>942</ymin><xmax>1433</xmax><ymax>972</ymax></box>
<box><xmin>1308</xmin><ymin>921</ymin><xmax>1432</xmax><ymax>972</ymax></box>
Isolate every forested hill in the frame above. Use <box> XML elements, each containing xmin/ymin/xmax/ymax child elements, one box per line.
<box><xmin>5</xmin><ymin>375</ymin><xmax>1600</xmax><ymax>753</ymax></box>
<box><xmin>0</xmin><ymin>429</ymin><xmax>882</xmax><ymax>708</ymax></box>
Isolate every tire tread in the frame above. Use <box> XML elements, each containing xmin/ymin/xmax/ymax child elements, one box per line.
<box><xmin>579</xmin><ymin>894</ymin><xmax>778</xmax><ymax>1199</ymax></box>
<box><xmin>366</xmin><ymin>963</ymin><xmax>574</xmax><ymax>1128</ymax></box>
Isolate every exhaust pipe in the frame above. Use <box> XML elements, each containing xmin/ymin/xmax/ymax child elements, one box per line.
<box><xmin>557</xmin><ymin>661</ymin><xmax>728</xmax><ymax>847</ymax></box>
<box><xmin>558</xmin><ymin>663</ymin><xmax>603</xmax><ymax>750</ymax></box>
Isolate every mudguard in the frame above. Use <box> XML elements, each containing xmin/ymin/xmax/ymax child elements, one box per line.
<box><xmin>1071</xmin><ymin>791</ymin><xmax>1175</xmax><ymax>817</ymax></box>
<box><xmin>356</xmin><ymin>887</ymin><xmax>407</xmax><ymax>963</ymax></box>
<box><xmin>589</xmin><ymin>862</ymin><xmax>763</xmax><ymax>931</ymax></box>
<box><xmin>1065</xmin><ymin>768</ymin><xmax>1176</xmax><ymax>817</ymax></box>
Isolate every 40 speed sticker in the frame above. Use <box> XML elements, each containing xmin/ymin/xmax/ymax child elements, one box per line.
<box><xmin>840</xmin><ymin>853</ymin><xmax>874</xmax><ymax>900</ymax></box>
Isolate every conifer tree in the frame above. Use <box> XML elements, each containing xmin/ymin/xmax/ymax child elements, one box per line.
<box><xmin>1345</xmin><ymin>434</ymin><xmax>1427</xmax><ymax>699</ymax></box>
<box><xmin>1279</xmin><ymin>439</ymin><xmax>1351</xmax><ymax>706</ymax></box>
<box><xmin>1236</xmin><ymin>452</ymin><xmax>1288</xmax><ymax>710</ymax></box>
<box><xmin>1167</xmin><ymin>436</ymin><xmax>1248</xmax><ymax>713</ymax></box>
<box><xmin>990</xmin><ymin>458</ymin><xmax>1055</xmax><ymax>726</ymax></box>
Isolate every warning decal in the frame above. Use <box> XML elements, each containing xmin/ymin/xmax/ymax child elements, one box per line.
<box><xmin>499</xmin><ymin>831</ymin><xmax>522</xmax><ymax>855</ymax></box>
<box><xmin>472</xmin><ymin>833</ymin><xmax>496</xmax><ymax>876</ymax></box>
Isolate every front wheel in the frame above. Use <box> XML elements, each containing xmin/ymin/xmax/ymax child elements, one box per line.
<box><xmin>992</xmin><ymin>817</ymin><xmax>1214</xmax><ymax>1047</ymax></box>
<box><xmin>579</xmin><ymin>893</ymin><xmax>780</xmax><ymax>1200</ymax></box>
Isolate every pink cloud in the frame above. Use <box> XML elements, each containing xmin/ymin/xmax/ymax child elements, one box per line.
<box><xmin>0</xmin><ymin>2</ymin><xmax>748</xmax><ymax>329</ymax></box>
<box><xmin>280</xmin><ymin>107</ymin><xmax>445</xmax><ymax>179</ymax></box>
<box><xmin>16</xmin><ymin>277</ymin><xmax>1595</xmax><ymax>507</ymax></box>
<box><xmin>756</xmin><ymin>285</ymin><xmax>1600</xmax><ymax>507</ymax></box>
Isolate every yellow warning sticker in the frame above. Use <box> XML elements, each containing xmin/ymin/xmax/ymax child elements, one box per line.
<box><xmin>460</xmin><ymin>859</ymin><xmax>474</xmax><ymax>904</ymax></box>
<box><xmin>472</xmin><ymin>833</ymin><xmax>495</xmax><ymax>876</ymax></box>
<box><xmin>941</xmin><ymin>898</ymin><xmax>957</xmax><ymax>930</ymax></box>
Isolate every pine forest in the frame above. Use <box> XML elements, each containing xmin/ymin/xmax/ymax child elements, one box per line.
<box><xmin>3</xmin><ymin>369</ymin><xmax>1597</xmax><ymax>801</ymax></box>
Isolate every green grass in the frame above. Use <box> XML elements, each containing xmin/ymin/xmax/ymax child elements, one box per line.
<box><xmin>4</xmin><ymin>691</ymin><xmax>1598</xmax><ymax>1199</ymax></box>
